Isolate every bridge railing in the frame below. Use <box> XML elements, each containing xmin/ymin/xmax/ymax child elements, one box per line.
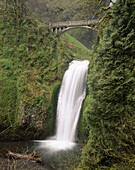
<box><xmin>49</xmin><ymin>19</ymin><xmax>98</xmax><ymax>28</ymax></box>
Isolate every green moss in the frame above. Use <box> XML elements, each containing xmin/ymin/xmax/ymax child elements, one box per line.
<box><xmin>0</xmin><ymin>1</ymin><xmax>91</xmax><ymax>140</ymax></box>
<box><xmin>80</xmin><ymin>0</ymin><xmax>135</xmax><ymax>168</ymax></box>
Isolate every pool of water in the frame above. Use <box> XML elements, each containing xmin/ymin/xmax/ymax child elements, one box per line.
<box><xmin>0</xmin><ymin>141</ymin><xmax>33</xmax><ymax>158</ymax></box>
<box><xmin>0</xmin><ymin>141</ymin><xmax>82</xmax><ymax>169</ymax></box>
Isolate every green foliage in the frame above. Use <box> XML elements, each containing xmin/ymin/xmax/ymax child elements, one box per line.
<box><xmin>82</xmin><ymin>0</ymin><xmax>110</xmax><ymax>19</ymax></box>
<box><xmin>0</xmin><ymin>1</ymin><xmax>91</xmax><ymax>140</ymax></box>
<box><xmin>27</xmin><ymin>0</ymin><xmax>84</xmax><ymax>22</ymax></box>
<box><xmin>80</xmin><ymin>0</ymin><xmax>135</xmax><ymax>168</ymax></box>
<box><xmin>68</xmin><ymin>28</ymin><xmax>97</xmax><ymax>50</ymax></box>
<box><xmin>62</xmin><ymin>33</ymin><xmax>92</xmax><ymax>60</ymax></box>
<box><xmin>0</xmin><ymin>71</ymin><xmax>18</xmax><ymax>127</ymax></box>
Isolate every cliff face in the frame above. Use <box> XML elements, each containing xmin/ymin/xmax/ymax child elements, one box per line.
<box><xmin>26</xmin><ymin>0</ymin><xmax>109</xmax><ymax>50</ymax></box>
<box><xmin>26</xmin><ymin>0</ymin><xmax>98</xmax><ymax>49</ymax></box>
<box><xmin>0</xmin><ymin>1</ymin><xmax>92</xmax><ymax>141</ymax></box>
<box><xmin>26</xmin><ymin>0</ymin><xmax>83</xmax><ymax>23</ymax></box>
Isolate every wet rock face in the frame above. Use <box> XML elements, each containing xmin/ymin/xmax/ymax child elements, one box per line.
<box><xmin>0</xmin><ymin>92</ymin><xmax>56</xmax><ymax>141</ymax></box>
<box><xmin>0</xmin><ymin>103</ymin><xmax>47</xmax><ymax>141</ymax></box>
<box><xmin>19</xmin><ymin>103</ymin><xmax>45</xmax><ymax>131</ymax></box>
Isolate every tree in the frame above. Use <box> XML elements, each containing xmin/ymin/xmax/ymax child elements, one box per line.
<box><xmin>80</xmin><ymin>0</ymin><xmax>135</xmax><ymax>168</ymax></box>
<box><xmin>82</xmin><ymin>0</ymin><xmax>111</xmax><ymax>19</ymax></box>
<box><xmin>1</xmin><ymin>0</ymin><xmax>27</xmax><ymax>27</ymax></box>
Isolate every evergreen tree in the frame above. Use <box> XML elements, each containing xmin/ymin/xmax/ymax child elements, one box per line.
<box><xmin>80</xmin><ymin>0</ymin><xmax>135</xmax><ymax>168</ymax></box>
<box><xmin>82</xmin><ymin>0</ymin><xmax>110</xmax><ymax>19</ymax></box>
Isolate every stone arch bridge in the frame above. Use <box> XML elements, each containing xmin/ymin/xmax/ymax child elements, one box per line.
<box><xmin>48</xmin><ymin>19</ymin><xmax>98</xmax><ymax>36</ymax></box>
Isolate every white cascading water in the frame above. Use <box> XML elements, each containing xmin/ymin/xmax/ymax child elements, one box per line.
<box><xmin>38</xmin><ymin>60</ymin><xmax>89</xmax><ymax>151</ymax></box>
<box><xmin>56</xmin><ymin>60</ymin><xmax>89</xmax><ymax>142</ymax></box>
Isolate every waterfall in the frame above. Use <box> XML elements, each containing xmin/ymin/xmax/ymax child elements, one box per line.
<box><xmin>38</xmin><ymin>60</ymin><xmax>89</xmax><ymax>151</ymax></box>
<box><xmin>56</xmin><ymin>60</ymin><xmax>89</xmax><ymax>142</ymax></box>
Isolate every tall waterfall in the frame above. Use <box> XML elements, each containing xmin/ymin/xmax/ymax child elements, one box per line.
<box><xmin>56</xmin><ymin>60</ymin><xmax>89</xmax><ymax>142</ymax></box>
<box><xmin>39</xmin><ymin>60</ymin><xmax>89</xmax><ymax>151</ymax></box>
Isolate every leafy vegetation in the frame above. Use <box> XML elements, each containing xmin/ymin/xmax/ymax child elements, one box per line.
<box><xmin>0</xmin><ymin>0</ymin><xmax>135</xmax><ymax>169</ymax></box>
<box><xmin>0</xmin><ymin>1</ymin><xmax>91</xmax><ymax>140</ymax></box>
<box><xmin>80</xmin><ymin>0</ymin><xmax>135</xmax><ymax>168</ymax></box>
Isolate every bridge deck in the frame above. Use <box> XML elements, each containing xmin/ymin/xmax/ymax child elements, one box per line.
<box><xmin>49</xmin><ymin>19</ymin><xmax>98</xmax><ymax>28</ymax></box>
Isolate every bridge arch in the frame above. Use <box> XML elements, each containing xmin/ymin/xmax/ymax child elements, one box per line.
<box><xmin>48</xmin><ymin>19</ymin><xmax>98</xmax><ymax>36</ymax></box>
<box><xmin>53</xmin><ymin>26</ymin><xmax>98</xmax><ymax>36</ymax></box>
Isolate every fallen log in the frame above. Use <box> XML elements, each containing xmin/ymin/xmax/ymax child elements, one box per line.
<box><xmin>7</xmin><ymin>150</ymin><xmax>43</xmax><ymax>163</ymax></box>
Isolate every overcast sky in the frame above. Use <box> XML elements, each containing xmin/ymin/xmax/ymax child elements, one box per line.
<box><xmin>109</xmin><ymin>0</ymin><xmax>116</xmax><ymax>6</ymax></box>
